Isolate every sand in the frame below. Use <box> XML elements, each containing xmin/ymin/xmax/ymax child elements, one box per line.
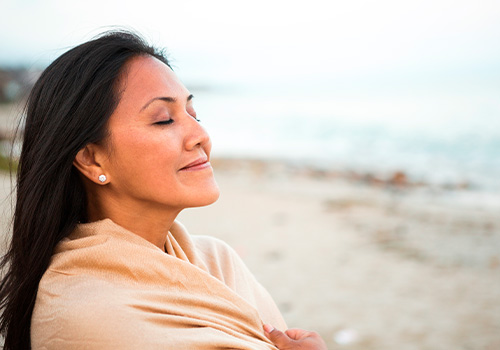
<box><xmin>0</xmin><ymin>151</ymin><xmax>499</xmax><ymax>348</ymax></box>
<box><xmin>177</xmin><ymin>158</ymin><xmax>500</xmax><ymax>350</ymax></box>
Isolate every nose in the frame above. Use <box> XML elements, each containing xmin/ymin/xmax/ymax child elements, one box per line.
<box><xmin>184</xmin><ymin>115</ymin><xmax>211</xmax><ymax>152</ymax></box>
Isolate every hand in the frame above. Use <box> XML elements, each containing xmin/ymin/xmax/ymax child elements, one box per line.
<box><xmin>263</xmin><ymin>324</ymin><xmax>328</xmax><ymax>350</ymax></box>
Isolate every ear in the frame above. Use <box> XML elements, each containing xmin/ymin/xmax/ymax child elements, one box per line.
<box><xmin>73</xmin><ymin>144</ymin><xmax>109</xmax><ymax>185</ymax></box>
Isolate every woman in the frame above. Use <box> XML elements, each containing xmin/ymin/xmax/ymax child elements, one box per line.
<box><xmin>0</xmin><ymin>31</ymin><xmax>327</xmax><ymax>349</ymax></box>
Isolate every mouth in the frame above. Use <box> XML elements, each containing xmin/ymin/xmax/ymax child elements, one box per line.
<box><xmin>179</xmin><ymin>156</ymin><xmax>211</xmax><ymax>171</ymax></box>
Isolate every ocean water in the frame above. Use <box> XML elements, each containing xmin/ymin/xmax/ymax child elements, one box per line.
<box><xmin>193</xmin><ymin>83</ymin><xmax>500</xmax><ymax>191</ymax></box>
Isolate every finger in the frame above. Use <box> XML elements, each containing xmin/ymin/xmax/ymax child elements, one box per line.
<box><xmin>284</xmin><ymin>328</ymin><xmax>309</xmax><ymax>340</ymax></box>
<box><xmin>263</xmin><ymin>324</ymin><xmax>293</xmax><ymax>348</ymax></box>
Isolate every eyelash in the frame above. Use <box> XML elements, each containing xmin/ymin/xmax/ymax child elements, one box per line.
<box><xmin>154</xmin><ymin>119</ymin><xmax>174</xmax><ymax>125</ymax></box>
<box><xmin>154</xmin><ymin>116</ymin><xmax>200</xmax><ymax>126</ymax></box>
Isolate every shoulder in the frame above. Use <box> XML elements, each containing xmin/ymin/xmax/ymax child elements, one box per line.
<box><xmin>189</xmin><ymin>234</ymin><xmax>262</xmax><ymax>299</ymax></box>
<box><xmin>192</xmin><ymin>234</ymin><xmax>237</xmax><ymax>258</ymax></box>
<box><xmin>190</xmin><ymin>234</ymin><xmax>247</xmax><ymax>282</ymax></box>
<box><xmin>190</xmin><ymin>235</ymin><xmax>287</xmax><ymax>330</ymax></box>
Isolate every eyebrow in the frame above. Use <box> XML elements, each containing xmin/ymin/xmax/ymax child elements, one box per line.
<box><xmin>141</xmin><ymin>94</ymin><xmax>194</xmax><ymax>111</ymax></box>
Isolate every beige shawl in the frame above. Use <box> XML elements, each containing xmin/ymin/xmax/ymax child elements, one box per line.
<box><xmin>31</xmin><ymin>219</ymin><xmax>286</xmax><ymax>349</ymax></box>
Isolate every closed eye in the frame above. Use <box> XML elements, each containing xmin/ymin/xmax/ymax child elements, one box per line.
<box><xmin>154</xmin><ymin>119</ymin><xmax>174</xmax><ymax>126</ymax></box>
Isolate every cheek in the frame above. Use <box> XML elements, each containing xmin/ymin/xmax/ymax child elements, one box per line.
<box><xmin>109</xmin><ymin>130</ymin><xmax>180</xmax><ymax>180</ymax></box>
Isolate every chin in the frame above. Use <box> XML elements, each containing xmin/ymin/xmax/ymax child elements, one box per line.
<box><xmin>190</xmin><ymin>182</ymin><xmax>220</xmax><ymax>208</ymax></box>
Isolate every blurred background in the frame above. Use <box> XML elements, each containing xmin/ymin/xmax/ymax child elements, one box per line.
<box><xmin>2</xmin><ymin>0</ymin><xmax>500</xmax><ymax>188</ymax></box>
<box><xmin>0</xmin><ymin>0</ymin><xmax>499</xmax><ymax>349</ymax></box>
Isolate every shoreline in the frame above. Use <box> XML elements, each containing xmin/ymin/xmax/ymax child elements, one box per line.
<box><xmin>211</xmin><ymin>156</ymin><xmax>497</xmax><ymax>195</ymax></box>
<box><xmin>1</xmin><ymin>99</ymin><xmax>498</xmax><ymax>193</ymax></box>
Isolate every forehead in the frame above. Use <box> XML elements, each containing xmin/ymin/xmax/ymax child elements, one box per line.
<box><xmin>116</xmin><ymin>55</ymin><xmax>188</xmax><ymax>109</ymax></box>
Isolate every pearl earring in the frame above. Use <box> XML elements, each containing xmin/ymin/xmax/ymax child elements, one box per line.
<box><xmin>98</xmin><ymin>175</ymin><xmax>107</xmax><ymax>183</ymax></box>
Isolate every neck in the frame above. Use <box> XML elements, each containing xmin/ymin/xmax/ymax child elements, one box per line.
<box><xmin>86</xmin><ymin>192</ymin><xmax>181</xmax><ymax>250</ymax></box>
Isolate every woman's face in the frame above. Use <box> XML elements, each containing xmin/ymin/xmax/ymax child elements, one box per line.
<box><xmin>100</xmin><ymin>55</ymin><xmax>219</xmax><ymax>212</ymax></box>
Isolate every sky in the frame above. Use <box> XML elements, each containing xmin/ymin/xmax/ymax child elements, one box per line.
<box><xmin>1</xmin><ymin>0</ymin><xmax>499</xmax><ymax>90</ymax></box>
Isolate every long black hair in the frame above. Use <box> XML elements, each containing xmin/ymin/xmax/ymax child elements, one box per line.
<box><xmin>0</xmin><ymin>30</ymin><xmax>170</xmax><ymax>349</ymax></box>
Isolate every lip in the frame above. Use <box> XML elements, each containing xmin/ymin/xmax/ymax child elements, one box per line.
<box><xmin>179</xmin><ymin>156</ymin><xmax>211</xmax><ymax>171</ymax></box>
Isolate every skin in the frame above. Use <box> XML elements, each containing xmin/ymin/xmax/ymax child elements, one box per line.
<box><xmin>73</xmin><ymin>55</ymin><xmax>220</xmax><ymax>249</ymax></box>
<box><xmin>74</xmin><ymin>55</ymin><xmax>327</xmax><ymax>350</ymax></box>
<box><xmin>264</xmin><ymin>325</ymin><xmax>328</xmax><ymax>350</ymax></box>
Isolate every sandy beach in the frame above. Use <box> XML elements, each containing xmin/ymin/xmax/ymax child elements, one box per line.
<box><xmin>1</xmin><ymin>158</ymin><xmax>499</xmax><ymax>349</ymax></box>
<box><xmin>177</xmin><ymin>158</ymin><xmax>500</xmax><ymax>350</ymax></box>
<box><xmin>0</xmin><ymin>104</ymin><xmax>499</xmax><ymax>349</ymax></box>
